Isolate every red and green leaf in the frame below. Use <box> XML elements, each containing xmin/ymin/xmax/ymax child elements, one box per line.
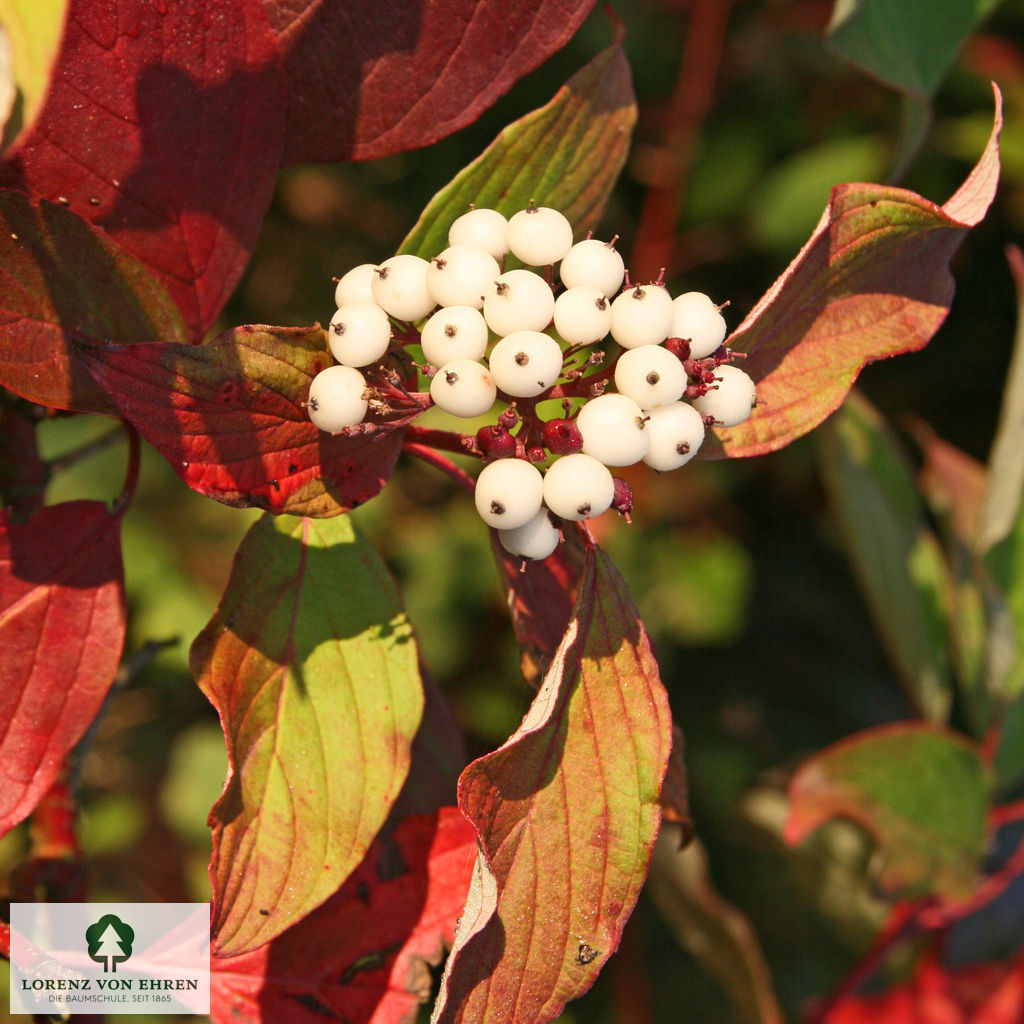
<box><xmin>704</xmin><ymin>84</ymin><xmax>1002</xmax><ymax>460</ymax></box>
<box><xmin>0</xmin><ymin>0</ymin><xmax>285</xmax><ymax>339</ymax></box>
<box><xmin>191</xmin><ymin>512</ymin><xmax>425</xmax><ymax>955</ymax></box>
<box><xmin>0</xmin><ymin>190</ymin><xmax>189</xmax><ymax>414</ymax></box>
<box><xmin>491</xmin><ymin>525</ymin><xmax>585</xmax><ymax>688</ymax></box>
<box><xmin>263</xmin><ymin>0</ymin><xmax>597</xmax><ymax>165</ymax></box>
<box><xmin>785</xmin><ymin>723</ymin><xmax>993</xmax><ymax>901</ymax></box>
<box><xmin>211</xmin><ymin>807</ymin><xmax>476</xmax><ymax>1024</ymax></box>
<box><xmin>401</xmin><ymin>36</ymin><xmax>636</xmax><ymax>262</ymax></box>
<box><xmin>0</xmin><ymin>500</ymin><xmax>125</xmax><ymax>838</ymax></box>
<box><xmin>81</xmin><ymin>326</ymin><xmax>424</xmax><ymax>517</ymax></box>
<box><xmin>432</xmin><ymin>544</ymin><xmax>672</xmax><ymax>1024</ymax></box>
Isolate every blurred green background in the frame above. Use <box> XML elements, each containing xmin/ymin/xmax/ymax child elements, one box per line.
<box><xmin>4</xmin><ymin>0</ymin><xmax>1024</xmax><ymax>1020</ymax></box>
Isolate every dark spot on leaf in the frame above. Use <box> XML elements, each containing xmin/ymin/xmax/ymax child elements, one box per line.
<box><xmin>340</xmin><ymin>949</ymin><xmax>398</xmax><ymax>985</ymax></box>
<box><xmin>576</xmin><ymin>941</ymin><xmax>600</xmax><ymax>965</ymax></box>
<box><xmin>356</xmin><ymin>881</ymin><xmax>371</xmax><ymax>905</ymax></box>
<box><xmin>258</xmin><ymin>908</ymin><xmax>270</xmax><ymax>916</ymax></box>
<box><xmin>217</xmin><ymin>380</ymin><xmax>241</xmax><ymax>404</ymax></box>
<box><xmin>288</xmin><ymin>464</ymin><xmax>298</xmax><ymax>475</ymax></box>
<box><xmin>271</xmin><ymin>479</ymin><xmax>280</xmax><ymax>491</ymax></box>
<box><xmin>292</xmin><ymin>992</ymin><xmax>336</xmax><ymax>1016</ymax></box>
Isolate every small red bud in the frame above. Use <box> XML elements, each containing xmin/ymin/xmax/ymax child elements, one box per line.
<box><xmin>541</xmin><ymin>418</ymin><xmax>583</xmax><ymax>455</ymax></box>
<box><xmin>476</xmin><ymin>424</ymin><xmax>517</xmax><ymax>460</ymax></box>
<box><xmin>664</xmin><ymin>337</ymin><xmax>691</xmax><ymax>361</ymax></box>
<box><xmin>498</xmin><ymin>406</ymin><xmax>519</xmax><ymax>430</ymax></box>
<box><xmin>527</xmin><ymin>446</ymin><xmax>547</xmax><ymax>463</ymax></box>
<box><xmin>611</xmin><ymin>478</ymin><xmax>633</xmax><ymax>522</ymax></box>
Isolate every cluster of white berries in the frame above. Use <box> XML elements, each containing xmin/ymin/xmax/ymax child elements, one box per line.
<box><xmin>307</xmin><ymin>203</ymin><xmax>757</xmax><ymax>562</ymax></box>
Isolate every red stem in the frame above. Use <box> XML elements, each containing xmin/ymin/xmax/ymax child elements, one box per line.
<box><xmin>402</xmin><ymin>442</ymin><xmax>476</xmax><ymax>496</ymax></box>
<box><xmin>404</xmin><ymin>425</ymin><xmax>477</xmax><ymax>457</ymax></box>
<box><xmin>918</xmin><ymin>830</ymin><xmax>1024</xmax><ymax>930</ymax></box>
<box><xmin>112</xmin><ymin>421</ymin><xmax>140</xmax><ymax>518</ymax></box>
<box><xmin>632</xmin><ymin>0</ymin><xmax>735</xmax><ymax>281</ymax></box>
<box><xmin>989</xmin><ymin>797</ymin><xmax>1024</xmax><ymax>828</ymax></box>
<box><xmin>803</xmin><ymin>900</ymin><xmax>928</xmax><ymax>1024</ymax></box>
<box><xmin>28</xmin><ymin>765</ymin><xmax>80</xmax><ymax>862</ymax></box>
<box><xmin>0</xmin><ymin>921</ymin><xmax>9</xmax><ymax>959</ymax></box>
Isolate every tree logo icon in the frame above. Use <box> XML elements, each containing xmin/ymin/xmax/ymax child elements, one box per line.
<box><xmin>85</xmin><ymin>914</ymin><xmax>135</xmax><ymax>973</ymax></box>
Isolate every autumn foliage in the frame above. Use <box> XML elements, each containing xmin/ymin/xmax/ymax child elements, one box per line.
<box><xmin>2</xmin><ymin>2</ymin><xmax>1023</xmax><ymax>1023</ymax></box>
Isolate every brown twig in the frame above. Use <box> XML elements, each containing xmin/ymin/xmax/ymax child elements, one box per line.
<box><xmin>631</xmin><ymin>0</ymin><xmax>736</xmax><ymax>281</ymax></box>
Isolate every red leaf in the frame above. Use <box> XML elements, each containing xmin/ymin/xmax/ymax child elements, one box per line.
<box><xmin>0</xmin><ymin>0</ymin><xmax>285</xmax><ymax>339</ymax></box>
<box><xmin>0</xmin><ymin>190</ymin><xmax>190</xmax><ymax>414</ymax></box>
<box><xmin>0</xmin><ymin>501</ymin><xmax>125</xmax><ymax>838</ymax></box>
<box><xmin>433</xmin><ymin>544</ymin><xmax>673</xmax><ymax>1024</ymax></box>
<box><xmin>262</xmin><ymin>0</ymin><xmax>596</xmax><ymax>164</ymax></box>
<box><xmin>706</xmin><ymin>84</ymin><xmax>1002</xmax><ymax>460</ymax></box>
<box><xmin>81</xmin><ymin>326</ymin><xmax>426</xmax><ymax>516</ymax></box>
<box><xmin>826</xmin><ymin>953</ymin><xmax>1024</xmax><ymax>1024</ymax></box>
<box><xmin>492</xmin><ymin>525</ymin><xmax>585</xmax><ymax>688</ymax></box>
<box><xmin>210</xmin><ymin>807</ymin><xmax>476</xmax><ymax>1024</ymax></box>
<box><xmin>911</xmin><ymin>418</ymin><xmax>988</xmax><ymax>548</ymax></box>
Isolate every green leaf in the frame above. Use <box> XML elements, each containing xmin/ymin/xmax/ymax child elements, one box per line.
<box><xmin>191</xmin><ymin>513</ymin><xmax>424</xmax><ymax>955</ymax></box>
<box><xmin>817</xmin><ymin>390</ymin><xmax>953</xmax><ymax>723</ymax></box>
<box><xmin>431</xmin><ymin>544</ymin><xmax>672</xmax><ymax>1024</ymax></box>
<box><xmin>0</xmin><ymin>191</ymin><xmax>190</xmax><ymax>414</ymax></box>
<box><xmin>784</xmin><ymin>723</ymin><xmax>993</xmax><ymax>901</ymax></box>
<box><xmin>401</xmin><ymin>38</ymin><xmax>636</xmax><ymax>261</ymax></box>
<box><xmin>0</xmin><ymin>0</ymin><xmax>68</xmax><ymax>153</ymax></box>
<box><xmin>826</xmin><ymin>0</ymin><xmax>1001</xmax><ymax>172</ymax></box>
<box><xmin>706</xmin><ymin>86</ymin><xmax>1002</xmax><ymax>460</ymax></box>
<box><xmin>827</xmin><ymin>0</ymin><xmax>1000</xmax><ymax>100</ymax></box>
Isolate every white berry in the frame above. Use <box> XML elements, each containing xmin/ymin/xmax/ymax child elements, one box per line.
<box><xmin>475</xmin><ymin>458</ymin><xmax>545</xmax><ymax>529</ymax></box>
<box><xmin>426</xmin><ymin>245</ymin><xmax>501</xmax><ymax>309</ymax></box>
<box><xmin>643</xmin><ymin>402</ymin><xmax>706</xmax><ymax>471</ymax></box>
<box><xmin>307</xmin><ymin>365</ymin><xmax>368</xmax><ymax>433</ymax></box>
<box><xmin>542</xmin><ymin>453</ymin><xmax>615</xmax><ymax>521</ymax></box>
<box><xmin>334</xmin><ymin>263</ymin><xmax>376</xmax><ymax>307</ymax></box>
<box><xmin>420</xmin><ymin>306</ymin><xmax>489</xmax><ymax>366</ymax></box>
<box><xmin>488</xmin><ymin>330</ymin><xmax>564</xmax><ymax>398</ymax></box>
<box><xmin>328</xmin><ymin>302</ymin><xmax>392</xmax><ymax>367</ymax></box>
<box><xmin>371</xmin><ymin>254</ymin><xmax>435</xmax><ymax>322</ymax></box>
<box><xmin>506</xmin><ymin>206</ymin><xmax>573</xmax><ymax>266</ymax></box>
<box><xmin>482</xmin><ymin>269</ymin><xmax>555</xmax><ymax>336</ymax></box>
<box><xmin>610</xmin><ymin>285</ymin><xmax>674</xmax><ymax>349</ymax></box>
<box><xmin>499</xmin><ymin>507</ymin><xmax>561</xmax><ymax>561</ymax></box>
<box><xmin>614</xmin><ymin>344</ymin><xmax>687</xmax><ymax>409</ymax></box>
<box><xmin>576</xmin><ymin>392</ymin><xmax>651</xmax><ymax>466</ymax></box>
<box><xmin>691</xmin><ymin>364</ymin><xmax>757</xmax><ymax>427</ymax></box>
<box><xmin>671</xmin><ymin>292</ymin><xmax>727</xmax><ymax>359</ymax></box>
<box><xmin>429</xmin><ymin>359</ymin><xmax>497</xmax><ymax>418</ymax></box>
<box><xmin>559</xmin><ymin>238</ymin><xmax>625</xmax><ymax>297</ymax></box>
<box><xmin>449</xmin><ymin>207</ymin><xmax>509</xmax><ymax>260</ymax></box>
<box><xmin>553</xmin><ymin>286</ymin><xmax>612</xmax><ymax>346</ymax></box>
